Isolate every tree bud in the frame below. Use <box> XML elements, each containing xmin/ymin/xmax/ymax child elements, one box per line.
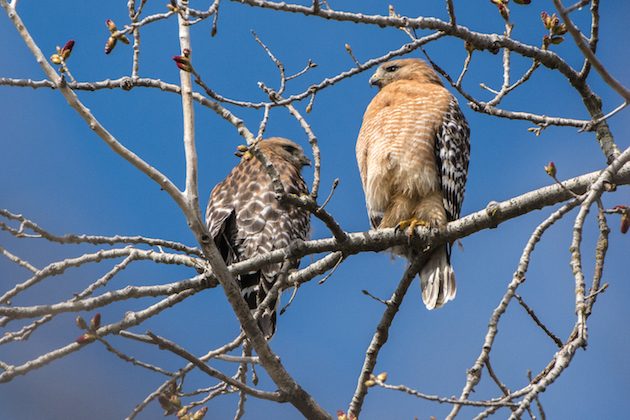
<box><xmin>173</xmin><ymin>55</ymin><xmax>192</xmax><ymax>72</ymax></box>
<box><xmin>191</xmin><ymin>407</ymin><xmax>208</xmax><ymax>420</ymax></box>
<box><xmin>60</xmin><ymin>40</ymin><xmax>75</xmax><ymax>60</ymax></box>
<box><xmin>106</xmin><ymin>19</ymin><xmax>117</xmax><ymax>33</ymax></box>
<box><xmin>105</xmin><ymin>36</ymin><xmax>117</xmax><ymax>54</ymax></box>
<box><xmin>75</xmin><ymin>315</ymin><xmax>87</xmax><ymax>330</ymax></box>
<box><xmin>90</xmin><ymin>313</ymin><xmax>101</xmax><ymax>330</ymax></box>
<box><xmin>544</xmin><ymin>161</ymin><xmax>557</xmax><ymax>178</ymax></box>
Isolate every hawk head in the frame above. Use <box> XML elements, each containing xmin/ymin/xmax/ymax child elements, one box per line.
<box><xmin>261</xmin><ymin>137</ymin><xmax>311</xmax><ymax>168</ymax></box>
<box><xmin>368</xmin><ymin>58</ymin><xmax>442</xmax><ymax>89</ymax></box>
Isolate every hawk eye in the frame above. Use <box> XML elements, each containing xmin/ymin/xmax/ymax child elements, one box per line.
<box><xmin>385</xmin><ymin>65</ymin><xmax>398</xmax><ymax>72</ymax></box>
<box><xmin>282</xmin><ymin>145</ymin><xmax>295</xmax><ymax>153</ymax></box>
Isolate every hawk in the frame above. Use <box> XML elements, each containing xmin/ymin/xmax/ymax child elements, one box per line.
<box><xmin>205</xmin><ymin>137</ymin><xmax>311</xmax><ymax>338</ymax></box>
<box><xmin>356</xmin><ymin>58</ymin><xmax>470</xmax><ymax>309</ymax></box>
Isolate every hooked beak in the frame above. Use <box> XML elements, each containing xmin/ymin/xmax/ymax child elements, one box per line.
<box><xmin>301</xmin><ymin>155</ymin><xmax>312</xmax><ymax>167</ymax></box>
<box><xmin>369</xmin><ymin>74</ymin><xmax>381</xmax><ymax>87</ymax></box>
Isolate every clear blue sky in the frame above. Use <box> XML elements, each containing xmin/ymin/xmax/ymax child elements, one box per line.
<box><xmin>1</xmin><ymin>1</ymin><xmax>629</xmax><ymax>419</ymax></box>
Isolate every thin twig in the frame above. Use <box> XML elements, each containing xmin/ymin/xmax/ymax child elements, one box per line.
<box><xmin>514</xmin><ymin>294</ymin><xmax>563</xmax><ymax>348</ymax></box>
<box><xmin>0</xmin><ymin>209</ymin><xmax>201</xmax><ymax>255</ymax></box>
<box><xmin>455</xmin><ymin>49</ymin><xmax>472</xmax><ymax>87</ymax></box>
<box><xmin>316</xmin><ymin>252</ymin><xmax>343</xmax><ymax>285</ymax></box>
<box><xmin>554</xmin><ymin>0</ymin><xmax>630</xmax><ymax>102</ymax></box>
<box><xmin>125</xmin><ymin>334</ymin><xmax>245</xmax><ymax>419</ymax></box>
<box><xmin>0</xmin><ymin>246</ymin><xmax>38</xmax><ymax>272</ymax></box>
<box><xmin>486</xmin><ymin>358</ymin><xmax>510</xmax><ymax>397</ymax></box>
<box><xmin>0</xmin><ymin>289</ymin><xmax>198</xmax><ymax>383</ymax></box>
<box><xmin>373</xmin><ymin>380</ymin><xmax>518</xmax><ymax>408</ymax></box>
<box><xmin>97</xmin><ymin>337</ymin><xmax>175</xmax><ymax>376</ymax></box>
<box><xmin>361</xmin><ymin>289</ymin><xmax>388</xmax><ymax>306</ymax></box>
<box><xmin>146</xmin><ymin>332</ymin><xmax>285</xmax><ymax>402</ymax></box>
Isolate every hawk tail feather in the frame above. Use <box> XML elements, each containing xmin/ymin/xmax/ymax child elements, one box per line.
<box><xmin>239</xmin><ymin>272</ymin><xmax>278</xmax><ymax>339</ymax></box>
<box><xmin>419</xmin><ymin>246</ymin><xmax>457</xmax><ymax>310</ymax></box>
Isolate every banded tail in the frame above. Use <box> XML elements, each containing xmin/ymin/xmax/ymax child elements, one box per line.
<box><xmin>419</xmin><ymin>246</ymin><xmax>457</xmax><ymax>309</ymax></box>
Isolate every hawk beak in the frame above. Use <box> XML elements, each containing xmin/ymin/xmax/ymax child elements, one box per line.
<box><xmin>301</xmin><ymin>156</ymin><xmax>311</xmax><ymax>167</ymax></box>
<box><xmin>369</xmin><ymin>74</ymin><xmax>381</xmax><ymax>87</ymax></box>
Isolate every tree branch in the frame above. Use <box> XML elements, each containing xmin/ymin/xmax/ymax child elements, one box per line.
<box><xmin>348</xmin><ymin>258</ymin><xmax>425</xmax><ymax>417</ymax></box>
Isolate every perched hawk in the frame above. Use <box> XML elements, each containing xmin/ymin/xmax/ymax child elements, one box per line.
<box><xmin>205</xmin><ymin>138</ymin><xmax>311</xmax><ymax>338</ymax></box>
<box><xmin>356</xmin><ymin>58</ymin><xmax>470</xmax><ymax>309</ymax></box>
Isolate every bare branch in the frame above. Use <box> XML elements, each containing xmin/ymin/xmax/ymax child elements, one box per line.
<box><xmin>348</xmin><ymin>257</ymin><xmax>425</xmax><ymax>417</ymax></box>
<box><xmin>3</xmin><ymin>160</ymin><xmax>629</xmax><ymax>323</ymax></box>
<box><xmin>446</xmin><ymin>198</ymin><xmax>582</xmax><ymax>419</ymax></box>
<box><xmin>586</xmin><ymin>202</ymin><xmax>609</xmax><ymax>317</ymax></box>
<box><xmin>146</xmin><ymin>332</ymin><xmax>284</xmax><ymax>402</ymax></box>
<box><xmin>445</xmin><ymin>0</ymin><xmax>456</xmax><ymax>25</ymax></box>
<box><xmin>455</xmin><ymin>49</ymin><xmax>472</xmax><ymax>88</ymax></box>
<box><xmin>486</xmin><ymin>358</ymin><xmax>510</xmax><ymax>398</ymax></box>
<box><xmin>0</xmin><ymin>246</ymin><xmax>38</xmax><ymax>273</ymax></box>
<box><xmin>97</xmin><ymin>337</ymin><xmax>175</xmax><ymax>376</ymax></box>
<box><xmin>0</xmin><ymin>209</ymin><xmax>201</xmax><ymax>255</ymax></box>
<box><xmin>0</xmin><ymin>248</ymin><xmax>197</xmax><ymax>307</ymax></box>
<box><xmin>2</xmin><ymin>2</ymin><xmax>628</xmax><ymax>416</ymax></box>
<box><xmin>0</xmin><ymin>289</ymin><xmax>197</xmax><ymax>383</ymax></box>
<box><xmin>0</xmin><ymin>273</ymin><xmax>207</xmax><ymax>321</ymax></box>
<box><xmin>235</xmin><ymin>0</ymin><xmax>621</xmax><ymax>162</ymax></box>
<box><xmin>373</xmin><ymin>379</ymin><xmax>518</xmax><ymax>408</ymax></box>
<box><xmin>0</xmin><ymin>0</ymin><xmax>185</xmax><ymax>208</ymax></box>
<box><xmin>125</xmin><ymin>334</ymin><xmax>245</xmax><ymax>420</ymax></box>
<box><xmin>514</xmin><ymin>294</ymin><xmax>563</xmax><ymax>348</ymax></box>
<box><xmin>555</xmin><ymin>0</ymin><xmax>630</xmax><ymax>102</ymax></box>
<box><xmin>285</xmin><ymin>103</ymin><xmax>321</xmax><ymax>198</ymax></box>
<box><xmin>177</xmin><ymin>1</ymin><xmax>200</xmax><ymax>212</ymax></box>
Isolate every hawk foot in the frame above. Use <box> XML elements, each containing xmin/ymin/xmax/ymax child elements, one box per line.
<box><xmin>395</xmin><ymin>217</ymin><xmax>430</xmax><ymax>238</ymax></box>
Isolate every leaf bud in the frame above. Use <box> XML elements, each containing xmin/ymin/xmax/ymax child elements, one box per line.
<box><xmin>60</xmin><ymin>40</ymin><xmax>75</xmax><ymax>60</ymax></box>
<box><xmin>106</xmin><ymin>19</ymin><xmax>118</xmax><ymax>33</ymax></box>
<box><xmin>191</xmin><ymin>407</ymin><xmax>208</xmax><ymax>420</ymax></box>
<box><xmin>76</xmin><ymin>315</ymin><xmax>87</xmax><ymax>330</ymax></box>
<box><xmin>172</xmin><ymin>55</ymin><xmax>192</xmax><ymax>72</ymax></box>
<box><xmin>90</xmin><ymin>313</ymin><xmax>101</xmax><ymax>330</ymax></box>
<box><xmin>105</xmin><ymin>36</ymin><xmax>117</xmax><ymax>54</ymax></box>
<box><xmin>544</xmin><ymin>161</ymin><xmax>557</xmax><ymax>178</ymax></box>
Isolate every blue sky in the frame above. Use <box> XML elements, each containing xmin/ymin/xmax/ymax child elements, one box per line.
<box><xmin>1</xmin><ymin>1</ymin><xmax>629</xmax><ymax>419</ymax></box>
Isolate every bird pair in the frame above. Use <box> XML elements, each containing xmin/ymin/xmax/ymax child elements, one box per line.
<box><xmin>205</xmin><ymin>58</ymin><xmax>470</xmax><ymax>339</ymax></box>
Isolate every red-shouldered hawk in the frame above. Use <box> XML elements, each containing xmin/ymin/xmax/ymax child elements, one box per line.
<box><xmin>356</xmin><ymin>58</ymin><xmax>470</xmax><ymax>309</ymax></box>
<box><xmin>205</xmin><ymin>137</ymin><xmax>311</xmax><ymax>338</ymax></box>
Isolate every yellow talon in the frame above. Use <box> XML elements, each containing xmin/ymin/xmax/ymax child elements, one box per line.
<box><xmin>395</xmin><ymin>218</ymin><xmax>430</xmax><ymax>237</ymax></box>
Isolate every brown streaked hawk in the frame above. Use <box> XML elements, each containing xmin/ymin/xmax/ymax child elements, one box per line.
<box><xmin>205</xmin><ymin>137</ymin><xmax>311</xmax><ymax>338</ymax></box>
<box><xmin>356</xmin><ymin>58</ymin><xmax>470</xmax><ymax>309</ymax></box>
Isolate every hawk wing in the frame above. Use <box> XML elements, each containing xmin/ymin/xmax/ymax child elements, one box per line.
<box><xmin>436</xmin><ymin>97</ymin><xmax>470</xmax><ymax>222</ymax></box>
